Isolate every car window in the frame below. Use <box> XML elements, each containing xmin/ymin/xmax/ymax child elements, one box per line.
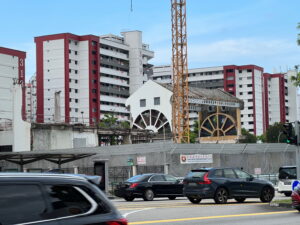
<box><xmin>235</xmin><ymin>169</ymin><xmax>251</xmax><ymax>179</ymax></box>
<box><xmin>150</xmin><ymin>175</ymin><xmax>165</xmax><ymax>182</ymax></box>
<box><xmin>44</xmin><ymin>185</ymin><xmax>92</xmax><ymax>218</ymax></box>
<box><xmin>213</xmin><ymin>169</ymin><xmax>223</xmax><ymax>177</ymax></box>
<box><xmin>187</xmin><ymin>170</ymin><xmax>208</xmax><ymax>178</ymax></box>
<box><xmin>164</xmin><ymin>175</ymin><xmax>177</xmax><ymax>182</ymax></box>
<box><xmin>223</xmin><ymin>169</ymin><xmax>237</xmax><ymax>179</ymax></box>
<box><xmin>0</xmin><ymin>184</ymin><xmax>47</xmax><ymax>225</ymax></box>
<box><xmin>127</xmin><ymin>174</ymin><xmax>148</xmax><ymax>182</ymax></box>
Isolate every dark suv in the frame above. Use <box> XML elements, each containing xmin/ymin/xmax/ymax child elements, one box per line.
<box><xmin>0</xmin><ymin>173</ymin><xmax>127</xmax><ymax>225</ymax></box>
<box><xmin>183</xmin><ymin>168</ymin><xmax>274</xmax><ymax>204</ymax></box>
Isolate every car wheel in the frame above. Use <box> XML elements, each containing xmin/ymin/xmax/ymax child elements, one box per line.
<box><xmin>260</xmin><ymin>186</ymin><xmax>274</xmax><ymax>202</ymax></box>
<box><xmin>187</xmin><ymin>197</ymin><xmax>201</xmax><ymax>204</ymax></box>
<box><xmin>168</xmin><ymin>196</ymin><xmax>176</xmax><ymax>200</ymax></box>
<box><xmin>284</xmin><ymin>193</ymin><xmax>291</xmax><ymax>197</ymax></box>
<box><xmin>143</xmin><ymin>189</ymin><xmax>154</xmax><ymax>201</ymax></box>
<box><xmin>124</xmin><ymin>196</ymin><xmax>135</xmax><ymax>201</ymax></box>
<box><xmin>214</xmin><ymin>187</ymin><xmax>228</xmax><ymax>204</ymax></box>
<box><xmin>234</xmin><ymin>197</ymin><xmax>246</xmax><ymax>203</ymax></box>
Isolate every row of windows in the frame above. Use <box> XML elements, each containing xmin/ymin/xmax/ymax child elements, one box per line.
<box><xmin>241</xmin><ymin>121</ymin><xmax>254</xmax><ymax>125</ymax></box>
<box><xmin>100</xmin><ymin>101</ymin><xmax>126</xmax><ymax>107</ymax></box>
<box><xmin>140</xmin><ymin>97</ymin><xmax>160</xmax><ymax>107</ymax></box>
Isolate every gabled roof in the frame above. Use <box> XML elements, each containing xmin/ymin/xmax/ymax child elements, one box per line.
<box><xmin>155</xmin><ymin>82</ymin><xmax>243</xmax><ymax>104</ymax></box>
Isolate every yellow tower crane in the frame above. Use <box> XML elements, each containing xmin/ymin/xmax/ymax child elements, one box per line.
<box><xmin>171</xmin><ymin>0</ymin><xmax>190</xmax><ymax>143</ymax></box>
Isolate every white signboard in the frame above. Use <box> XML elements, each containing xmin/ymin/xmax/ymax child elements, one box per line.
<box><xmin>254</xmin><ymin>168</ymin><xmax>261</xmax><ymax>175</ymax></box>
<box><xmin>180</xmin><ymin>154</ymin><xmax>213</xmax><ymax>164</ymax></box>
<box><xmin>137</xmin><ymin>156</ymin><xmax>146</xmax><ymax>165</ymax></box>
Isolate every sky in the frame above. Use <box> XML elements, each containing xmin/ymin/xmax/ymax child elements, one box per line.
<box><xmin>0</xmin><ymin>0</ymin><xmax>299</xmax><ymax>80</ymax></box>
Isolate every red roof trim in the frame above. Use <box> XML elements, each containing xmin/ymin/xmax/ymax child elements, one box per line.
<box><xmin>0</xmin><ymin>47</ymin><xmax>26</xmax><ymax>58</ymax></box>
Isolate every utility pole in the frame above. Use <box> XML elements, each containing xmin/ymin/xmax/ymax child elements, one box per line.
<box><xmin>295</xmin><ymin>121</ymin><xmax>300</xmax><ymax>180</ymax></box>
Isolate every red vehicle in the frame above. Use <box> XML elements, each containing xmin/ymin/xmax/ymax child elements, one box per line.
<box><xmin>291</xmin><ymin>184</ymin><xmax>300</xmax><ymax>211</ymax></box>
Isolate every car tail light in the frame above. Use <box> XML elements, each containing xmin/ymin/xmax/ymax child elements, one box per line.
<box><xmin>129</xmin><ymin>183</ymin><xmax>139</xmax><ymax>188</ymax></box>
<box><xmin>198</xmin><ymin>173</ymin><xmax>212</xmax><ymax>184</ymax></box>
<box><xmin>106</xmin><ymin>218</ymin><xmax>128</xmax><ymax>225</ymax></box>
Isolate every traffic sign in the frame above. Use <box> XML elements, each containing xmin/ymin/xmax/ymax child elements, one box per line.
<box><xmin>292</xmin><ymin>180</ymin><xmax>300</xmax><ymax>190</ymax></box>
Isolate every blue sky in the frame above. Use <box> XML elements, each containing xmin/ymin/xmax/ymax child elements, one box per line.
<box><xmin>0</xmin><ymin>0</ymin><xmax>299</xmax><ymax>80</ymax></box>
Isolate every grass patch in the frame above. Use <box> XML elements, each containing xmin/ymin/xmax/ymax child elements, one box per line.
<box><xmin>272</xmin><ymin>199</ymin><xmax>292</xmax><ymax>204</ymax></box>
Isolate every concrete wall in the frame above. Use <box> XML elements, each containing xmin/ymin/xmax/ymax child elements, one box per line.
<box><xmin>32</xmin><ymin>126</ymin><xmax>98</xmax><ymax>151</ymax></box>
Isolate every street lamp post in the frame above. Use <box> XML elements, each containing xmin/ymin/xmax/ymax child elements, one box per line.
<box><xmin>81</xmin><ymin>111</ymin><xmax>84</xmax><ymax>124</ymax></box>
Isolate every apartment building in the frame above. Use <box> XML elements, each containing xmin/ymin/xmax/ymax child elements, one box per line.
<box><xmin>34</xmin><ymin>31</ymin><xmax>153</xmax><ymax>125</ymax></box>
<box><xmin>263</xmin><ymin>70</ymin><xmax>299</xmax><ymax>128</ymax></box>
<box><xmin>0</xmin><ymin>47</ymin><xmax>26</xmax><ymax>124</ymax></box>
<box><xmin>25</xmin><ymin>76</ymin><xmax>37</xmax><ymax>122</ymax></box>
<box><xmin>152</xmin><ymin>65</ymin><xmax>264</xmax><ymax>135</ymax></box>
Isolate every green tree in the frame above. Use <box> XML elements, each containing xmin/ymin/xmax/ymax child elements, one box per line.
<box><xmin>265</xmin><ymin>122</ymin><xmax>288</xmax><ymax>143</ymax></box>
<box><xmin>99</xmin><ymin>114</ymin><xmax>118</xmax><ymax>128</ymax></box>
<box><xmin>190</xmin><ymin>120</ymin><xmax>199</xmax><ymax>143</ymax></box>
<box><xmin>239</xmin><ymin>128</ymin><xmax>257</xmax><ymax>143</ymax></box>
<box><xmin>290</xmin><ymin>23</ymin><xmax>300</xmax><ymax>86</ymax></box>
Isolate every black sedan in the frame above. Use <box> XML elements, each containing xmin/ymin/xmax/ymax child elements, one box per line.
<box><xmin>114</xmin><ymin>173</ymin><xmax>183</xmax><ymax>201</ymax></box>
<box><xmin>183</xmin><ymin>168</ymin><xmax>275</xmax><ymax>204</ymax></box>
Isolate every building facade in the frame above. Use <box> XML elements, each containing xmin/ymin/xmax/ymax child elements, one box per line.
<box><xmin>34</xmin><ymin>31</ymin><xmax>153</xmax><ymax>125</ymax></box>
<box><xmin>263</xmin><ymin>70</ymin><xmax>299</xmax><ymax>128</ymax></box>
<box><xmin>0</xmin><ymin>47</ymin><xmax>26</xmax><ymax>124</ymax></box>
<box><xmin>25</xmin><ymin>76</ymin><xmax>37</xmax><ymax>122</ymax></box>
<box><xmin>152</xmin><ymin>65</ymin><xmax>264</xmax><ymax>135</ymax></box>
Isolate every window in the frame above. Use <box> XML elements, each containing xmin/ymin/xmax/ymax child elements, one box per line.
<box><xmin>75</xmin><ymin>79</ymin><xmax>78</xmax><ymax>84</ymax></box>
<box><xmin>213</xmin><ymin>169</ymin><xmax>223</xmax><ymax>178</ymax></box>
<box><xmin>69</xmin><ymin>59</ymin><xmax>71</xmax><ymax>63</ymax></box>
<box><xmin>164</xmin><ymin>175</ymin><xmax>177</xmax><ymax>182</ymax></box>
<box><xmin>75</xmin><ymin>60</ymin><xmax>78</xmax><ymax>65</ymax></box>
<box><xmin>247</xmin><ymin>84</ymin><xmax>252</xmax><ymax>87</ymax></box>
<box><xmin>75</xmin><ymin>99</ymin><xmax>78</xmax><ymax>103</ymax></box>
<box><xmin>150</xmin><ymin>175</ymin><xmax>165</xmax><ymax>182</ymax></box>
<box><xmin>154</xmin><ymin>97</ymin><xmax>160</xmax><ymax>105</ymax></box>
<box><xmin>69</xmin><ymin>49</ymin><xmax>71</xmax><ymax>54</ymax></box>
<box><xmin>248</xmin><ymin>99</ymin><xmax>253</xmax><ymax>102</ymax></box>
<box><xmin>75</xmin><ymin>108</ymin><xmax>78</xmax><ymax>112</ymax></box>
<box><xmin>92</xmin><ymin>89</ymin><xmax>97</xmax><ymax>93</ymax></box>
<box><xmin>223</xmin><ymin>169</ymin><xmax>236</xmax><ymax>179</ymax></box>
<box><xmin>239</xmin><ymin>85</ymin><xmax>242</xmax><ymax>88</ymax></box>
<box><xmin>75</xmin><ymin>89</ymin><xmax>78</xmax><ymax>93</ymax></box>
<box><xmin>239</xmin><ymin>70</ymin><xmax>242</xmax><ymax>73</ymax></box>
<box><xmin>249</xmin><ymin>121</ymin><xmax>254</xmax><ymax>125</ymax></box>
<box><xmin>239</xmin><ymin>92</ymin><xmax>243</xmax><ymax>95</ymax></box>
<box><xmin>93</xmin><ymin>70</ymin><xmax>97</xmax><ymax>74</ymax></box>
<box><xmin>248</xmin><ymin>107</ymin><xmax>253</xmax><ymax>110</ymax></box>
<box><xmin>69</xmin><ymin>69</ymin><xmax>72</xmax><ymax>73</ymax></box>
<box><xmin>75</xmin><ymin>70</ymin><xmax>78</xmax><ymax>74</ymax></box>
<box><xmin>0</xmin><ymin>184</ymin><xmax>47</xmax><ymax>225</ymax></box>
<box><xmin>75</xmin><ymin>51</ymin><xmax>78</xmax><ymax>55</ymax></box>
<box><xmin>247</xmin><ymin>91</ymin><xmax>253</xmax><ymax>95</ymax></box>
<box><xmin>226</xmin><ymin>69</ymin><xmax>234</xmax><ymax>73</ymax></box>
<box><xmin>140</xmin><ymin>99</ymin><xmax>146</xmax><ymax>107</ymax></box>
<box><xmin>247</xmin><ymin>69</ymin><xmax>252</xmax><ymax>73</ymax></box>
<box><xmin>226</xmin><ymin>76</ymin><xmax>234</xmax><ymax>80</ymax></box>
<box><xmin>44</xmin><ymin>185</ymin><xmax>92</xmax><ymax>218</ymax></box>
<box><xmin>235</xmin><ymin>169</ymin><xmax>251</xmax><ymax>179</ymax></box>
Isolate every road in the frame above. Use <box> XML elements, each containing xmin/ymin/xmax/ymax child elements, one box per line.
<box><xmin>112</xmin><ymin>195</ymin><xmax>300</xmax><ymax>225</ymax></box>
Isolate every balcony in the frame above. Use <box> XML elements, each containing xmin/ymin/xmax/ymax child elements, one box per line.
<box><xmin>100</xmin><ymin>76</ymin><xmax>129</xmax><ymax>87</ymax></box>
<box><xmin>100</xmin><ymin>67</ymin><xmax>129</xmax><ymax>78</ymax></box>
<box><xmin>100</xmin><ymin>95</ymin><xmax>126</xmax><ymax>104</ymax></box>
<box><xmin>100</xmin><ymin>105</ymin><xmax>129</xmax><ymax>114</ymax></box>
<box><xmin>100</xmin><ymin>48</ymin><xmax>128</xmax><ymax>60</ymax></box>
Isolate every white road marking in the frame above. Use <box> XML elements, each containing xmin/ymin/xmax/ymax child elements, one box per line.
<box><xmin>123</xmin><ymin>208</ymin><xmax>153</xmax><ymax>218</ymax></box>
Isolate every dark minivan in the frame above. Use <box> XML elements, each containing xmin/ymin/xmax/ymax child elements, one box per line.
<box><xmin>183</xmin><ymin>168</ymin><xmax>274</xmax><ymax>204</ymax></box>
<box><xmin>0</xmin><ymin>173</ymin><xmax>127</xmax><ymax>225</ymax></box>
<box><xmin>114</xmin><ymin>173</ymin><xmax>183</xmax><ymax>201</ymax></box>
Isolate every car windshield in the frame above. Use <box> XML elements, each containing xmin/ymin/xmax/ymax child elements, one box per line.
<box><xmin>279</xmin><ymin>167</ymin><xmax>296</xmax><ymax>179</ymax></box>
<box><xmin>187</xmin><ymin>170</ymin><xmax>208</xmax><ymax>178</ymax></box>
<box><xmin>127</xmin><ymin>175</ymin><xmax>148</xmax><ymax>182</ymax></box>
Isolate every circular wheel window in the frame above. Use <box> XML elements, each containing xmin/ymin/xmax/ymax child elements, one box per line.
<box><xmin>132</xmin><ymin>109</ymin><xmax>171</xmax><ymax>134</ymax></box>
<box><xmin>200</xmin><ymin>112</ymin><xmax>237</xmax><ymax>137</ymax></box>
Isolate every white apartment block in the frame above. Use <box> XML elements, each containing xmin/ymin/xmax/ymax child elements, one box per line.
<box><xmin>264</xmin><ymin>70</ymin><xmax>299</xmax><ymax>127</ymax></box>
<box><xmin>34</xmin><ymin>31</ymin><xmax>153</xmax><ymax>125</ymax></box>
<box><xmin>152</xmin><ymin>65</ymin><xmax>264</xmax><ymax>135</ymax></box>
<box><xmin>25</xmin><ymin>76</ymin><xmax>37</xmax><ymax>122</ymax></box>
<box><xmin>0</xmin><ymin>47</ymin><xmax>26</xmax><ymax>125</ymax></box>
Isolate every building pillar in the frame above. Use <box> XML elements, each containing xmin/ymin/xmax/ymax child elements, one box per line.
<box><xmin>132</xmin><ymin>165</ymin><xmax>137</xmax><ymax>176</ymax></box>
<box><xmin>236</xmin><ymin>108</ymin><xmax>241</xmax><ymax>136</ymax></box>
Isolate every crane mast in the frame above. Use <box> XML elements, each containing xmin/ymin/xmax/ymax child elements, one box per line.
<box><xmin>171</xmin><ymin>0</ymin><xmax>190</xmax><ymax>143</ymax></box>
